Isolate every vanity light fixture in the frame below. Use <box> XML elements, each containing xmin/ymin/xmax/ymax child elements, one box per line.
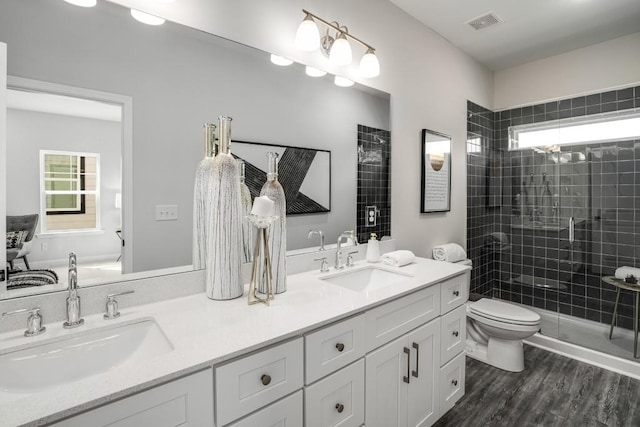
<box><xmin>334</xmin><ymin>76</ymin><xmax>354</xmax><ymax>87</ymax></box>
<box><xmin>130</xmin><ymin>9</ymin><xmax>166</xmax><ymax>26</ymax></box>
<box><xmin>63</xmin><ymin>0</ymin><xmax>97</xmax><ymax>7</ymax></box>
<box><xmin>270</xmin><ymin>54</ymin><xmax>294</xmax><ymax>66</ymax></box>
<box><xmin>305</xmin><ymin>66</ymin><xmax>327</xmax><ymax>77</ymax></box>
<box><xmin>295</xmin><ymin>9</ymin><xmax>380</xmax><ymax>78</ymax></box>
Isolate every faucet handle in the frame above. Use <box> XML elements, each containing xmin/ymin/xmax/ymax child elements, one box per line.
<box><xmin>3</xmin><ymin>307</ymin><xmax>46</xmax><ymax>337</ymax></box>
<box><xmin>346</xmin><ymin>251</ymin><xmax>358</xmax><ymax>267</ymax></box>
<box><xmin>104</xmin><ymin>291</ymin><xmax>135</xmax><ymax>320</ymax></box>
<box><xmin>314</xmin><ymin>257</ymin><xmax>330</xmax><ymax>273</ymax></box>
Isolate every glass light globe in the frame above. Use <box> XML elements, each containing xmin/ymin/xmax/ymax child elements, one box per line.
<box><xmin>295</xmin><ymin>16</ymin><xmax>320</xmax><ymax>52</ymax></box>
<box><xmin>359</xmin><ymin>49</ymin><xmax>380</xmax><ymax>78</ymax></box>
<box><xmin>130</xmin><ymin>9</ymin><xmax>166</xmax><ymax>26</ymax></box>
<box><xmin>334</xmin><ymin>76</ymin><xmax>354</xmax><ymax>87</ymax></box>
<box><xmin>329</xmin><ymin>34</ymin><xmax>352</xmax><ymax>66</ymax></box>
<box><xmin>63</xmin><ymin>0</ymin><xmax>97</xmax><ymax>7</ymax></box>
<box><xmin>270</xmin><ymin>54</ymin><xmax>294</xmax><ymax>66</ymax></box>
<box><xmin>305</xmin><ymin>66</ymin><xmax>327</xmax><ymax>77</ymax></box>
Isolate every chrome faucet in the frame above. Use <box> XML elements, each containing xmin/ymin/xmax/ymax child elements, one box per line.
<box><xmin>63</xmin><ymin>252</ymin><xmax>84</xmax><ymax>328</ymax></box>
<box><xmin>308</xmin><ymin>229</ymin><xmax>325</xmax><ymax>251</ymax></box>
<box><xmin>335</xmin><ymin>230</ymin><xmax>356</xmax><ymax>270</ymax></box>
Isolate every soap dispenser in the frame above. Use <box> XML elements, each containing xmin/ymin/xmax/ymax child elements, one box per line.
<box><xmin>366</xmin><ymin>233</ymin><xmax>381</xmax><ymax>263</ymax></box>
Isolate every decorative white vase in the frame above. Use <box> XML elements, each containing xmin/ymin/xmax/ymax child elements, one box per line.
<box><xmin>192</xmin><ymin>123</ymin><xmax>216</xmax><ymax>270</ymax></box>
<box><xmin>259</xmin><ymin>152</ymin><xmax>287</xmax><ymax>294</ymax></box>
<box><xmin>206</xmin><ymin>116</ymin><xmax>243</xmax><ymax>300</ymax></box>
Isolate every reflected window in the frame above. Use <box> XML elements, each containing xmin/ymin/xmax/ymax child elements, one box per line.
<box><xmin>40</xmin><ymin>150</ymin><xmax>100</xmax><ymax>233</ymax></box>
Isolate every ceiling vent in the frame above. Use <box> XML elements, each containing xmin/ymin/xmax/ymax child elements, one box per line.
<box><xmin>466</xmin><ymin>12</ymin><xmax>502</xmax><ymax>31</ymax></box>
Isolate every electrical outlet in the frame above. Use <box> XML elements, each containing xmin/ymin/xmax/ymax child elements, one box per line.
<box><xmin>366</xmin><ymin>205</ymin><xmax>377</xmax><ymax>227</ymax></box>
<box><xmin>156</xmin><ymin>205</ymin><xmax>178</xmax><ymax>221</ymax></box>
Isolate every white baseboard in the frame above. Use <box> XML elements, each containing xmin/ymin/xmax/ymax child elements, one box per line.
<box><xmin>525</xmin><ymin>333</ymin><xmax>640</xmax><ymax>380</ymax></box>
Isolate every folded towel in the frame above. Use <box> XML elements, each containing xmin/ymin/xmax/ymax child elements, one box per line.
<box><xmin>382</xmin><ymin>250</ymin><xmax>415</xmax><ymax>267</ymax></box>
<box><xmin>432</xmin><ymin>243</ymin><xmax>467</xmax><ymax>263</ymax></box>
<box><xmin>615</xmin><ymin>266</ymin><xmax>640</xmax><ymax>280</ymax></box>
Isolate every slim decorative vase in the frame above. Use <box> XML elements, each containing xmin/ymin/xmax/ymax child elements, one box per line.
<box><xmin>206</xmin><ymin>116</ymin><xmax>243</xmax><ymax>300</ymax></box>
<box><xmin>238</xmin><ymin>159</ymin><xmax>253</xmax><ymax>263</ymax></box>
<box><xmin>259</xmin><ymin>152</ymin><xmax>287</xmax><ymax>294</ymax></box>
<box><xmin>192</xmin><ymin>123</ymin><xmax>216</xmax><ymax>270</ymax></box>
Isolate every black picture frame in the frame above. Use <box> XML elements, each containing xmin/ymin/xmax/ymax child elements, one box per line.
<box><xmin>420</xmin><ymin>129</ymin><xmax>452</xmax><ymax>213</ymax></box>
<box><xmin>232</xmin><ymin>140</ymin><xmax>331</xmax><ymax>215</ymax></box>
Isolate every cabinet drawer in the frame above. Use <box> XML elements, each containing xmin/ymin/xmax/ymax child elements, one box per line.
<box><xmin>305</xmin><ymin>359</ymin><xmax>365</xmax><ymax>427</ymax></box>
<box><xmin>227</xmin><ymin>391</ymin><xmax>303</xmax><ymax>427</ymax></box>
<box><xmin>365</xmin><ymin>285</ymin><xmax>440</xmax><ymax>351</ymax></box>
<box><xmin>440</xmin><ymin>272</ymin><xmax>469</xmax><ymax>314</ymax></box>
<box><xmin>439</xmin><ymin>352</ymin><xmax>465</xmax><ymax>416</ymax></box>
<box><xmin>215</xmin><ymin>338</ymin><xmax>304</xmax><ymax>426</ymax></box>
<box><xmin>50</xmin><ymin>369</ymin><xmax>213</xmax><ymax>427</ymax></box>
<box><xmin>440</xmin><ymin>304</ymin><xmax>466</xmax><ymax>366</ymax></box>
<box><xmin>305</xmin><ymin>314</ymin><xmax>366</xmax><ymax>384</ymax></box>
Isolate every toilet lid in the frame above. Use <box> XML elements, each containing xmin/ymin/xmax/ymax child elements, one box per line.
<box><xmin>469</xmin><ymin>299</ymin><xmax>540</xmax><ymax>325</ymax></box>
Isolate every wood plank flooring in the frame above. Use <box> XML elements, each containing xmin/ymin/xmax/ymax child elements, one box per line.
<box><xmin>434</xmin><ymin>345</ymin><xmax>640</xmax><ymax>427</ymax></box>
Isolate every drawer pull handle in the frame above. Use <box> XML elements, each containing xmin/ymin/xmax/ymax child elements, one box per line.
<box><xmin>412</xmin><ymin>342</ymin><xmax>419</xmax><ymax>378</ymax></box>
<box><xmin>261</xmin><ymin>374</ymin><xmax>272</xmax><ymax>386</ymax></box>
<box><xmin>336</xmin><ymin>342</ymin><xmax>345</xmax><ymax>352</ymax></box>
<box><xmin>452</xmin><ymin>331</ymin><xmax>459</xmax><ymax>337</ymax></box>
<box><xmin>403</xmin><ymin>347</ymin><xmax>411</xmax><ymax>384</ymax></box>
<box><xmin>453</xmin><ymin>290</ymin><xmax>460</xmax><ymax>297</ymax></box>
<box><xmin>335</xmin><ymin>403</ymin><xmax>345</xmax><ymax>413</ymax></box>
<box><xmin>452</xmin><ymin>379</ymin><xmax>458</xmax><ymax>386</ymax></box>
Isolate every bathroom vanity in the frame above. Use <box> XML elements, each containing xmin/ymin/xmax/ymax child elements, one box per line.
<box><xmin>0</xmin><ymin>258</ymin><xmax>469</xmax><ymax>427</ymax></box>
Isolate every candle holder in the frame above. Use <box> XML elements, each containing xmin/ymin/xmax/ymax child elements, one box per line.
<box><xmin>247</xmin><ymin>214</ymin><xmax>279</xmax><ymax>305</ymax></box>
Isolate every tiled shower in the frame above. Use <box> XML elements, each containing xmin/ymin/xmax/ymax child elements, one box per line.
<box><xmin>467</xmin><ymin>85</ymin><xmax>640</xmax><ymax>347</ymax></box>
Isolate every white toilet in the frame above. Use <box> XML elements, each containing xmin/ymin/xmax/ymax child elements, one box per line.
<box><xmin>455</xmin><ymin>259</ymin><xmax>541</xmax><ymax>372</ymax></box>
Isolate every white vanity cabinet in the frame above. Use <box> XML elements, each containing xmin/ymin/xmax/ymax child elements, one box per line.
<box><xmin>49</xmin><ymin>368</ymin><xmax>214</xmax><ymax>427</ymax></box>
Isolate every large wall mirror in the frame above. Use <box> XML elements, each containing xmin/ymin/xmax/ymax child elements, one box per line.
<box><xmin>0</xmin><ymin>0</ymin><xmax>390</xmax><ymax>299</ymax></box>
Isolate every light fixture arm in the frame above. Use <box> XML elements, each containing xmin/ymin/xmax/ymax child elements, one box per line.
<box><xmin>302</xmin><ymin>9</ymin><xmax>374</xmax><ymax>52</ymax></box>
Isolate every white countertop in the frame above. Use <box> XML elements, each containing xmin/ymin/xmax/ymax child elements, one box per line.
<box><xmin>0</xmin><ymin>258</ymin><xmax>469</xmax><ymax>427</ymax></box>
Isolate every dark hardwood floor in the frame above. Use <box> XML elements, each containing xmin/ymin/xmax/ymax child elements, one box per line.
<box><xmin>434</xmin><ymin>345</ymin><xmax>640</xmax><ymax>427</ymax></box>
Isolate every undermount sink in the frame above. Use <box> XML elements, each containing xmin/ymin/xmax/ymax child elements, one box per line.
<box><xmin>0</xmin><ymin>318</ymin><xmax>173</xmax><ymax>395</ymax></box>
<box><xmin>321</xmin><ymin>266</ymin><xmax>413</xmax><ymax>293</ymax></box>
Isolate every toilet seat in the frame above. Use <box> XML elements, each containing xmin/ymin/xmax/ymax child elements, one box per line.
<box><xmin>468</xmin><ymin>299</ymin><xmax>540</xmax><ymax>326</ymax></box>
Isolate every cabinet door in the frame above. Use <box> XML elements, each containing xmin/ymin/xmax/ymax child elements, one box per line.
<box><xmin>407</xmin><ymin>320</ymin><xmax>440</xmax><ymax>427</ymax></box>
<box><xmin>305</xmin><ymin>359</ymin><xmax>365</xmax><ymax>427</ymax></box>
<box><xmin>439</xmin><ymin>304</ymin><xmax>466</xmax><ymax>366</ymax></box>
<box><xmin>365</xmin><ymin>335</ymin><xmax>408</xmax><ymax>427</ymax></box>
<box><xmin>50</xmin><ymin>369</ymin><xmax>213</xmax><ymax>427</ymax></box>
<box><xmin>228</xmin><ymin>391</ymin><xmax>303</xmax><ymax>427</ymax></box>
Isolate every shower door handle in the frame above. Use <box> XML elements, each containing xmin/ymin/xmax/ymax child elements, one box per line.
<box><xmin>569</xmin><ymin>217</ymin><xmax>575</xmax><ymax>244</ymax></box>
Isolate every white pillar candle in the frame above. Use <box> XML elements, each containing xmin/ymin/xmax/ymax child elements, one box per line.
<box><xmin>251</xmin><ymin>195</ymin><xmax>275</xmax><ymax>217</ymax></box>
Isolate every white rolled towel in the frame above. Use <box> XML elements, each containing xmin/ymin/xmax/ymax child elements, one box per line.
<box><xmin>432</xmin><ymin>243</ymin><xmax>467</xmax><ymax>263</ymax></box>
<box><xmin>615</xmin><ymin>266</ymin><xmax>640</xmax><ymax>280</ymax></box>
<box><xmin>382</xmin><ymin>250</ymin><xmax>416</xmax><ymax>267</ymax></box>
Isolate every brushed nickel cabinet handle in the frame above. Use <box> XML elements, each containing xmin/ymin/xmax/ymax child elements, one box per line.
<box><xmin>452</xmin><ymin>379</ymin><xmax>458</xmax><ymax>386</ymax></box>
<box><xmin>261</xmin><ymin>374</ymin><xmax>271</xmax><ymax>386</ymax></box>
<box><xmin>452</xmin><ymin>331</ymin><xmax>459</xmax><ymax>337</ymax></box>
<box><xmin>403</xmin><ymin>347</ymin><xmax>411</xmax><ymax>384</ymax></box>
<box><xmin>453</xmin><ymin>290</ymin><xmax>460</xmax><ymax>297</ymax></box>
<box><xmin>336</xmin><ymin>342</ymin><xmax>345</xmax><ymax>352</ymax></box>
<box><xmin>335</xmin><ymin>403</ymin><xmax>345</xmax><ymax>413</ymax></box>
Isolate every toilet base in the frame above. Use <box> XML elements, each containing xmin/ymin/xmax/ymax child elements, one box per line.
<box><xmin>465</xmin><ymin>337</ymin><xmax>525</xmax><ymax>372</ymax></box>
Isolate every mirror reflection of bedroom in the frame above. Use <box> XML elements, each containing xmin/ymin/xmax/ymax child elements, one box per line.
<box><xmin>5</xmin><ymin>88</ymin><xmax>123</xmax><ymax>293</ymax></box>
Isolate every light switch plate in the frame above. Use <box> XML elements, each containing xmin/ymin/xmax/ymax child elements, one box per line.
<box><xmin>156</xmin><ymin>205</ymin><xmax>178</xmax><ymax>221</ymax></box>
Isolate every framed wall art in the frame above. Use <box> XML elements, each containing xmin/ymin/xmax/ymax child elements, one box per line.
<box><xmin>420</xmin><ymin>129</ymin><xmax>451</xmax><ymax>213</ymax></box>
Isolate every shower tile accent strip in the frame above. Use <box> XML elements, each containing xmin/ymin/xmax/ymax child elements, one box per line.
<box><xmin>467</xmin><ymin>84</ymin><xmax>640</xmax><ymax>330</ymax></box>
<box><xmin>356</xmin><ymin>125</ymin><xmax>391</xmax><ymax>244</ymax></box>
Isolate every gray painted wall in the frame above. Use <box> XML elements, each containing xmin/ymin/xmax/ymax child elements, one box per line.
<box><xmin>6</xmin><ymin>109</ymin><xmax>121</xmax><ymax>264</ymax></box>
<box><xmin>0</xmin><ymin>0</ymin><xmax>389</xmax><ymax>272</ymax></box>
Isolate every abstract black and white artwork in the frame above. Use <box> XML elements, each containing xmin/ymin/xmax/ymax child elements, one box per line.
<box><xmin>232</xmin><ymin>141</ymin><xmax>331</xmax><ymax>215</ymax></box>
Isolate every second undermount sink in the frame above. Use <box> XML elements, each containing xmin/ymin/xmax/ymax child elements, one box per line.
<box><xmin>0</xmin><ymin>318</ymin><xmax>173</xmax><ymax>395</ymax></box>
<box><xmin>321</xmin><ymin>266</ymin><xmax>413</xmax><ymax>293</ymax></box>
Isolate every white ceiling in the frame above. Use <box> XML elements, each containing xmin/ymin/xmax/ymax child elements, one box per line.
<box><xmin>389</xmin><ymin>0</ymin><xmax>640</xmax><ymax>71</ymax></box>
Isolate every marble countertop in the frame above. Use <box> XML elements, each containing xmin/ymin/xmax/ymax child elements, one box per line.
<box><xmin>0</xmin><ymin>258</ymin><xmax>469</xmax><ymax>427</ymax></box>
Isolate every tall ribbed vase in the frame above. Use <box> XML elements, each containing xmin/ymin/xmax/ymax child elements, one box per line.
<box><xmin>259</xmin><ymin>152</ymin><xmax>287</xmax><ymax>294</ymax></box>
<box><xmin>192</xmin><ymin>123</ymin><xmax>216</xmax><ymax>270</ymax></box>
<box><xmin>206</xmin><ymin>116</ymin><xmax>243</xmax><ymax>300</ymax></box>
<box><xmin>238</xmin><ymin>159</ymin><xmax>253</xmax><ymax>263</ymax></box>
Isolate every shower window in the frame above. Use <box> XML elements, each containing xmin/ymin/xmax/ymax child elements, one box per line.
<box><xmin>509</xmin><ymin>110</ymin><xmax>640</xmax><ymax>151</ymax></box>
